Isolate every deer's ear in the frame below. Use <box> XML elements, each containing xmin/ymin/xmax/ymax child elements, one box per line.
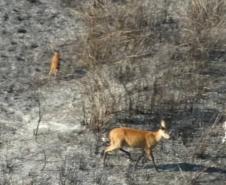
<box><xmin>160</xmin><ymin>120</ymin><xmax>166</xmax><ymax>128</ymax></box>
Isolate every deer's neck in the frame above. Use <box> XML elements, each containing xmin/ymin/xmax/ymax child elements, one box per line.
<box><xmin>154</xmin><ymin>130</ymin><xmax>163</xmax><ymax>142</ymax></box>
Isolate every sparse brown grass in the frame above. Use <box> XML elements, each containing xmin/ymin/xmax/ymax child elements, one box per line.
<box><xmin>181</xmin><ymin>0</ymin><xmax>226</xmax><ymax>59</ymax></box>
<box><xmin>80</xmin><ymin>0</ymin><xmax>172</xmax><ymax>130</ymax></box>
<box><xmin>79</xmin><ymin>0</ymin><xmax>226</xmax><ymax>131</ymax></box>
<box><xmin>80</xmin><ymin>0</ymin><xmax>174</xmax><ymax>67</ymax></box>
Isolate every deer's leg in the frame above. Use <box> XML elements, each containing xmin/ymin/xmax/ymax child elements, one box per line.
<box><xmin>145</xmin><ymin>148</ymin><xmax>159</xmax><ymax>172</ymax></box>
<box><xmin>120</xmin><ymin>148</ymin><xmax>133</xmax><ymax>161</ymax></box>
<box><xmin>134</xmin><ymin>151</ymin><xmax>145</xmax><ymax>170</ymax></box>
<box><xmin>49</xmin><ymin>68</ymin><xmax>53</xmax><ymax>76</ymax></box>
<box><xmin>103</xmin><ymin>141</ymin><xmax>121</xmax><ymax>166</ymax></box>
<box><xmin>150</xmin><ymin>151</ymin><xmax>159</xmax><ymax>172</ymax></box>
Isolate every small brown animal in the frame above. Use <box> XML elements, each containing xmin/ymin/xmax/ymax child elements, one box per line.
<box><xmin>103</xmin><ymin>120</ymin><xmax>170</xmax><ymax>171</ymax></box>
<box><xmin>49</xmin><ymin>51</ymin><xmax>61</xmax><ymax>76</ymax></box>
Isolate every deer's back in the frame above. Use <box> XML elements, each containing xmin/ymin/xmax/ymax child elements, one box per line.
<box><xmin>109</xmin><ymin>127</ymin><xmax>150</xmax><ymax>148</ymax></box>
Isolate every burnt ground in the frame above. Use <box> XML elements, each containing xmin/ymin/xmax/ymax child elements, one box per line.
<box><xmin>0</xmin><ymin>0</ymin><xmax>226</xmax><ymax>185</ymax></box>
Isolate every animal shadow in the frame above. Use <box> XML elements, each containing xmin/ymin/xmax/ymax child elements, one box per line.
<box><xmin>145</xmin><ymin>162</ymin><xmax>226</xmax><ymax>174</ymax></box>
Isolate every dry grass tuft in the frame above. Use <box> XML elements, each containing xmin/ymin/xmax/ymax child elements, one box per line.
<box><xmin>80</xmin><ymin>0</ymin><xmax>173</xmax><ymax>67</ymax></box>
<box><xmin>79</xmin><ymin>0</ymin><xmax>172</xmax><ymax>130</ymax></box>
<box><xmin>181</xmin><ymin>0</ymin><xmax>226</xmax><ymax>59</ymax></box>
<box><xmin>78</xmin><ymin>0</ymin><xmax>226</xmax><ymax>131</ymax></box>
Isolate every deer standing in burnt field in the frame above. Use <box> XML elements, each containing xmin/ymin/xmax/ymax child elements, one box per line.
<box><xmin>103</xmin><ymin>120</ymin><xmax>170</xmax><ymax>172</ymax></box>
<box><xmin>49</xmin><ymin>51</ymin><xmax>61</xmax><ymax>76</ymax></box>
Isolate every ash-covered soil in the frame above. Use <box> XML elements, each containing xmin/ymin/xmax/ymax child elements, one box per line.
<box><xmin>0</xmin><ymin>0</ymin><xmax>226</xmax><ymax>185</ymax></box>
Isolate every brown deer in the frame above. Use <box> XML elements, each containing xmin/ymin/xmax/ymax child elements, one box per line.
<box><xmin>103</xmin><ymin>120</ymin><xmax>170</xmax><ymax>171</ymax></box>
<box><xmin>49</xmin><ymin>51</ymin><xmax>61</xmax><ymax>76</ymax></box>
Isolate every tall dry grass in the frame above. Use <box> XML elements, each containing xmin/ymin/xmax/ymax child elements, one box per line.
<box><xmin>181</xmin><ymin>0</ymin><xmax>226</xmax><ymax>59</ymax></box>
<box><xmin>80</xmin><ymin>0</ymin><xmax>173</xmax><ymax>130</ymax></box>
<box><xmin>79</xmin><ymin>0</ymin><xmax>226</xmax><ymax>131</ymax></box>
<box><xmin>80</xmin><ymin>0</ymin><xmax>174</xmax><ymax>67</ymax></box>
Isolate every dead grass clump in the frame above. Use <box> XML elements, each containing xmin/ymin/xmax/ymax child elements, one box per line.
<box><xmin>81</xmin><ymin>70</ymin><xmax>115</xmax><ymax>132</ymax></box>
<box><xmin>79</xmin><ymin>0</ymin><xmax>226</xmax><ymax>132</ymax></box>
<box><xmin>80</xmin><ymin>0</ymin><xmax>172</xmax><ymax>67</ymax></box>
<box><xmin>79</xmin><ymin>0</ymin><xmax>175</xmax><ymax>131</ymax></box>
<box><xmin>181</xmin><ymin>0</ymin><xmax>226</xmax><ymax>59</ymax></box>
